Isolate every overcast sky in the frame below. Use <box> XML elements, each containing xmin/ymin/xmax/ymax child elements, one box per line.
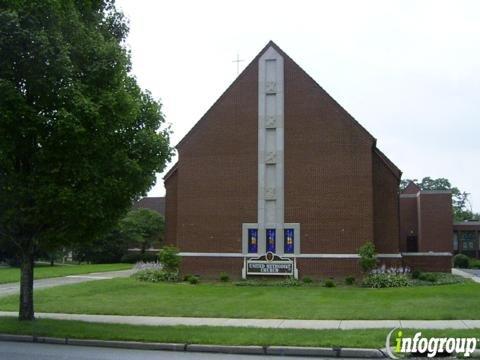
<box><xmin>116</xmin><ymin>0</ymin><xmax>479</xmax><ymax>212</ymax></box>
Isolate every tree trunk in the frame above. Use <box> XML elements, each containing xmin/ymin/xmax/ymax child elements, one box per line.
<box><xmin>19</xmin><ymin>251</ymin><xmax>34</xmax><ymax>321</ymax></box>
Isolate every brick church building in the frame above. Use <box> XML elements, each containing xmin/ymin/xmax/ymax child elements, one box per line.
<box><xmin>163</xmin><ymin>42</ymin><xmax>453</xmax><ymax>278</ymax></box>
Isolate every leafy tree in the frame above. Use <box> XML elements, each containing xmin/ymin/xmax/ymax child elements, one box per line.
<box><xmin>358</xmin><ymin>242</ymin><xmax>377</xmax><ymax>273</ymax></box>
<box><xmin>72</xmin><ymin>227</ymin><xmax>129</xmax><ymax>264</ymax></box>
<box><xmin>400</xmin><ymin>177</ymin><xmax>478</xmax><ymax>222</ymax></box>
<box><xmin>72</xmin><ymin>208</ymin><xmax>164</xmax><ymax>263</ymax></box>
<box><xmin>119</xmin><ymin>208</ymin><xmax>165</xmax><ymax>254</ymax></box>
<box><xmin>0</xmin><ymin>0</ymin><xmax>171</xmax><ymax>320</ymax></box>
<box><xmin>159</xmin><ymin>246</ymin><xmax>181</xmax><ymax>273</ymax></box>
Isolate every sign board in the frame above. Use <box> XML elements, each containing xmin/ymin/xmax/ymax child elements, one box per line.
<box><xmin>246</xmin><ymin>252</ymin><xmax>294</xmax><ymax>276</ymax></box>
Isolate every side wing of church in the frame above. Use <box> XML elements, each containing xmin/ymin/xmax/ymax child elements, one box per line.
<box><xmin>164</xmin><ymin>42</ymin><xmax>452</xmax><ymax>278</ymax></box>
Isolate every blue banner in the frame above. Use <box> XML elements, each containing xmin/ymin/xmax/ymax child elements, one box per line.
<box><xmin>248</xmin><ymin>229</ymin><xmax>258</xmax><ymax>253</ymax></box>
<box><xmin>284</xmin><ymin>228</ymin><xmax>294</xmax><ymax>253</ymax></box>
<box><xmin>266</xmin><ymin>229</ymin><xmax>276</xmax><ymax>252</ymax></box>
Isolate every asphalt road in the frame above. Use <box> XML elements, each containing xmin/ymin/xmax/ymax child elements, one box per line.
<box><xmin>0</xmin><ymin>341</ymin><xmax>320</xmax><ymax>360</ymax></box>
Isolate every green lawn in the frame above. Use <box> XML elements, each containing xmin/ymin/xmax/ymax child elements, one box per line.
<box><xmin>0</xmin><ymin>317</ymin><xmax>478</xmax><ymax>349</ymax></box>
<box><xmin>0</xmin><ymin>278</ymin><xmax>478</xmax><ymax>319</ymax></box>
<box><xmin>0</xmin><ymin>263</ymin><xmax>132</xmax><ymax>284</ymax></box>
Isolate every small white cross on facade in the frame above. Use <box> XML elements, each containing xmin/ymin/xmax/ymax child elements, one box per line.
<box><xmin>232</xmin><ymin>53</ymin><xmax>244</xmax><ymax>75</ymax></box>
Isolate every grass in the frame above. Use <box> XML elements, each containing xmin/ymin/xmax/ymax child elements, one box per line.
<box><xmin>470</xmin><ymin>258</ymin><xmax>480</xmax><ymax>269</ymax></box>
<box><xmin>0</xmin><ymin>263</ymin><xmax>132</xmax><ymax>284</ymax></box>
<box><xmin>0</xmin><ymin>317</ymin><xmax>478</xmax><ymax>349</ymax></box>
<box><xmin>0</xmin><ymin>278</ymin><xmax>478</xmax><ymax>319</ymax></box>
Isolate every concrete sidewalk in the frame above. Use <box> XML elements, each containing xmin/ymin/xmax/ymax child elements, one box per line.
<box><xmin>1</xmin><ymin>311</ymin><xmax>479</xmax><ymax>330</ymax></box>
<box><xmin>452</xmin><ymin>268</ymin><xmax>480</xmax><ymax>283</ymax></box>
<box><xmin>0</xmin><ymin>270</ymin><xmax>135</xmax><ymax>298</ymax></box>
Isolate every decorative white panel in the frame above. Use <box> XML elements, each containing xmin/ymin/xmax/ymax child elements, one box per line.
<box><xmin>257</xmin><ymin>46</ymin><xmax>285</xmax><ymax>254</ymax></box>
<box><xmin>242</xmin><ymin>45</ymin><xmax>300</xmax><ymax>257</ymax></box>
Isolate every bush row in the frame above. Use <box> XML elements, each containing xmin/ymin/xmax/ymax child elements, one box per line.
<box><xmin>362</xmin><ymin>273</ymin><xmax>410</xmax><ymax>288</ymax></box>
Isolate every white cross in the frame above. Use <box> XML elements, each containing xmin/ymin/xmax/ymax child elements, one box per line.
<box><xmin>232</xmin><ymin>53</ymin><xmax>244</xmax><ymax>75</ymax></box>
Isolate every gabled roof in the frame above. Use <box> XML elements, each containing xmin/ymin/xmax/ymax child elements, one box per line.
<box><xmin>374</xmin><ymin>147</ymin><xmax>402</xmax><ymax>180</ymax></box>
<box><xmin>176</xmin><ymin>41</ymin><xmax>377</xmax><ymax>150</ymax></box>
<box><xmin>163</xmin><ymin>161</ymin><xmax>178</xmax><ymax>182</ymax></box>
<box><xmin>173</xmin><ymin>41</ymin><xmax>401</xmax><ymax>180</ymax></box>
<box><xmin>176</xmin><ymin>41</ymin><xmax>272</xmax><ymax>150</ymax></box>
<box><xmin>133</xmin><ymin>197</ymin><xmax>165</xmax><ymax>215</ymax></box>
<box><xmin>402</xmin><ymin>181</ymin><xmax>421</xmax><ymax>195</ymax></box>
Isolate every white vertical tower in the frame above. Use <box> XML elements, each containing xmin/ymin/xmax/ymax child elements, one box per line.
<box><xmin>257</xmin><ymin>46</ymin><xmax>285</xmax><ymax>255</ymax></box>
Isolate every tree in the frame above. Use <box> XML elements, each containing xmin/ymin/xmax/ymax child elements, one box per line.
<box><xmin>358</xmin><ymin>242</ymin><xmax>377</xmax><ymax>273</ymax></box>
<box><xmin>400</xmin><ymin>177</ymin><xmax>479</xmax><ymax>221</ymax></box>
<box><xmin>72</xmin><ymin>227</ymin><xmax>129</xmax><ymax>264</ymax></box>
<box><xmin>0</xmin><ymin>1</ymin><xmax>171</xmax><ymax>320</ymax></box>
<box><xmin>119</xmin><ymin>208</ymin><xmax>165</xmax><ymax>254</ymax></box>
<box><xmin>158</xmin><ymin>246</ymin><xmax>181</xmax><ymax>273</ymax></box>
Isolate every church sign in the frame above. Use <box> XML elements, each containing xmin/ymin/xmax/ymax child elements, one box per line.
<box><xmin>246</xmin><ymin>252</ymin><xmax>294</xmax><ymax>276</ymax></box>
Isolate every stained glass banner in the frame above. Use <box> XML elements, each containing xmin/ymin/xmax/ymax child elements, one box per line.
<box><xmin>266</xmin><ymin>229</ymin><xmax>276</xmax><ymax>253</ymax></box>
<box><xmin>248</xmin><ymin>229</ymin><xmax>258</xmax><ymax>253</ymax></box>
<box><xmin>284</xmin><ymin>228</ymin><xmax>294</xmax><ymax>253</ymax></box>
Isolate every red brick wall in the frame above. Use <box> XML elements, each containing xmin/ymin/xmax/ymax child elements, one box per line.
<box><xmin>399</xmin><ymin>196</ymin><xmax>418</xmax><ymax>252</ymax></box>
<box><xmin>164</xmin><ymin>170</ymin><xmax>178</xmax><ymax>247</ymax></box>
<box><xmin>372</xmin><ymin>151</ymin><xmax>400</xmax><ymax>253</ymax></box>
<box><xmin>402</xmin><ymin>182</ymin><xmax>420</xmax><ymax>195</ymax></box>
<box><xmin>181</xmin><ymin>257</ymin><xmax>244</xmax><ymax>279</ymax></box>
<box><xmin>174</xmin><ymin>61</ymin><xmax>258</xmax><ymax>253</ymax></box>
<box><xmin>297</xmin><ymin>258</ymin><xmax>402</xmax><ymax>278</ymax></box>
<box><xmin>296</xmin><ymin>258</ymin><xmax>361</xmax><ymax>278</ymax></box>
<box><xmin>403</xmin><ymin>255</ymin><xmax>452</xmax><ymax>272</ymax></box>
<box><xmin>418</xmin><ymin>193</ymin><xmax>453</xmax><ymax>252</ymax></box>
<box><xmin>283</xmin><ymin>55</ymin><xmax>375</xmax><ymax>253</ymax></box>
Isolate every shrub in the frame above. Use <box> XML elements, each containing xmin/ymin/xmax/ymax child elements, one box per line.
<box><xmin>183</xmin><ymin>274</ymin><xmax>192</xmax><ymax>282</ymax></box>
<box><xmin>133</xmin><ymin>269</ymin><xmax>178</xmax><ymax>283</ymax></box>
<box><xmin>411</xmin><ymin>270</ymin><xmax>421</xmax><ymax>279</ymax></box>
<box><xmin>362</xmin><ymin>273</ymin><xmax>409</xmax><ymax>288</ymax></box>
<box><xmin>302</xmin><ymin>276</ymin><xmax>313</xmax><ymax>284</ymax></box>
<box><xmin>371</xmin><ymin>265</ymin><xmax>410</xmax><ymax>276</ymax></box>
<box><xmin>134</xmin><ymin>261</ymin><xmax>162</xmax><ymax>271</ymax></box>
<box><xmin>234</xmin><ymin>279</ymin><xmax>260</xmax><ymax>286</ymax></box>
<box><xmin>418</xmin><ymin>272</ymin><xmax>438</xmax><ymax>282</ymax></box>
<box><xmin>282</xmin><ymin>277</ymin><xmax>301</xmax><ymax>287</ymax></box>
<box><xmin>234</xmin><ymin>279</ymin><xmax>301</xmax><ymax>287</ymax></box>
<box><xmin>410</xmin><ymin>272</ymin><xmax>466</xmax><ymax>286</ymax></box>
<box><xmin>189</xmin><ymin>275</ymin><xmax>199</xmax><ymax>284</ymax></box>
<box><xmin>324</xmin><ymin>280</ymin><xmax>336</xmax><ymax>288</ymax></box>
<box><xmin>358</xmin><ymin>242</ymin><xmax>377</xmax><ymax>273</ymax></box>
<box><xmin>470</xmin><ymin>258</ymin><xmax>480</xmax><ymax>269</ymax></box>
<box><xmin>219</xmin><ymin>272</ymin><xmax>230</xmax><ymax>282</ymax></box>
<box><xmin>159</xmin><ymin>246</ymin><xmax>181</xmax><ymax>273</ymax></box>
<box><xmin>345</xmin><ymin>276</ymin><xmax>355</xmax><ymax>285</ymax></box>
<box><xmin>453</xmin><ymin>254</ymin><xmax>469</xmax><ymax>269</ymax></box>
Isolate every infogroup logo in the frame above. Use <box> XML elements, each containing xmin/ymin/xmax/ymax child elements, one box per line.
<box><xmin>385</xmin><ymin>329</ymin><xmax>478</xmax><ymax>358</ymax></box>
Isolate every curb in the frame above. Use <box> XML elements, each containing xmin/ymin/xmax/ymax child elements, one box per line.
<box><xmin>266</xmin><ymin>345</ymin><xmax>339</xmax><ymax>357</ymax></box>
<box><xmin>0</xmin><ymin>333</ymin><xmax>388</xmax><ymax>357</ymax></box>
<box><xmin>186</xmin><ymin>344</ymin><xmax>265</xmax><ymax>355</ymax></box>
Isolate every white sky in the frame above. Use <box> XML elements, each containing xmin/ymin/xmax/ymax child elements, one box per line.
<box><xmin>116</xmin><ymin>0</ymin><xmax>480</xmax><ymax>212</ymax></box>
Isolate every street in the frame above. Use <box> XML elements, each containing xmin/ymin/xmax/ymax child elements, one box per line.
<box><xmin>0</xmin><ymin>341</ymin><xmax>325</xmax><ymax>360</ymax></box>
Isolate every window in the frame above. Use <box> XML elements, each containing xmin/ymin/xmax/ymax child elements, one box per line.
<box><xmin>460</xmin><ymin>231</ymin><xmax>476</xmax><ymax>251</ymax></box>
<box><xmin>247</xmin><ymin>229</ymin><xmax>258</xmax><ymax>253</ymax></box>
<box><xmin>266</xmin><ymin>229</ymin><xmax>276</xmax><ymax>253</ymax></box>
<box><xmin>284</xmin><ymin>228</ymin><xmax>294</xmax><ymax>254</ymax></box>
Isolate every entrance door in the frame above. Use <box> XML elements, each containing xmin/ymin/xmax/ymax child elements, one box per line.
<box><xmin>406</xmin><ymin>235</ymin><xmax>418</xmax><ymax>252</ymax></box>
